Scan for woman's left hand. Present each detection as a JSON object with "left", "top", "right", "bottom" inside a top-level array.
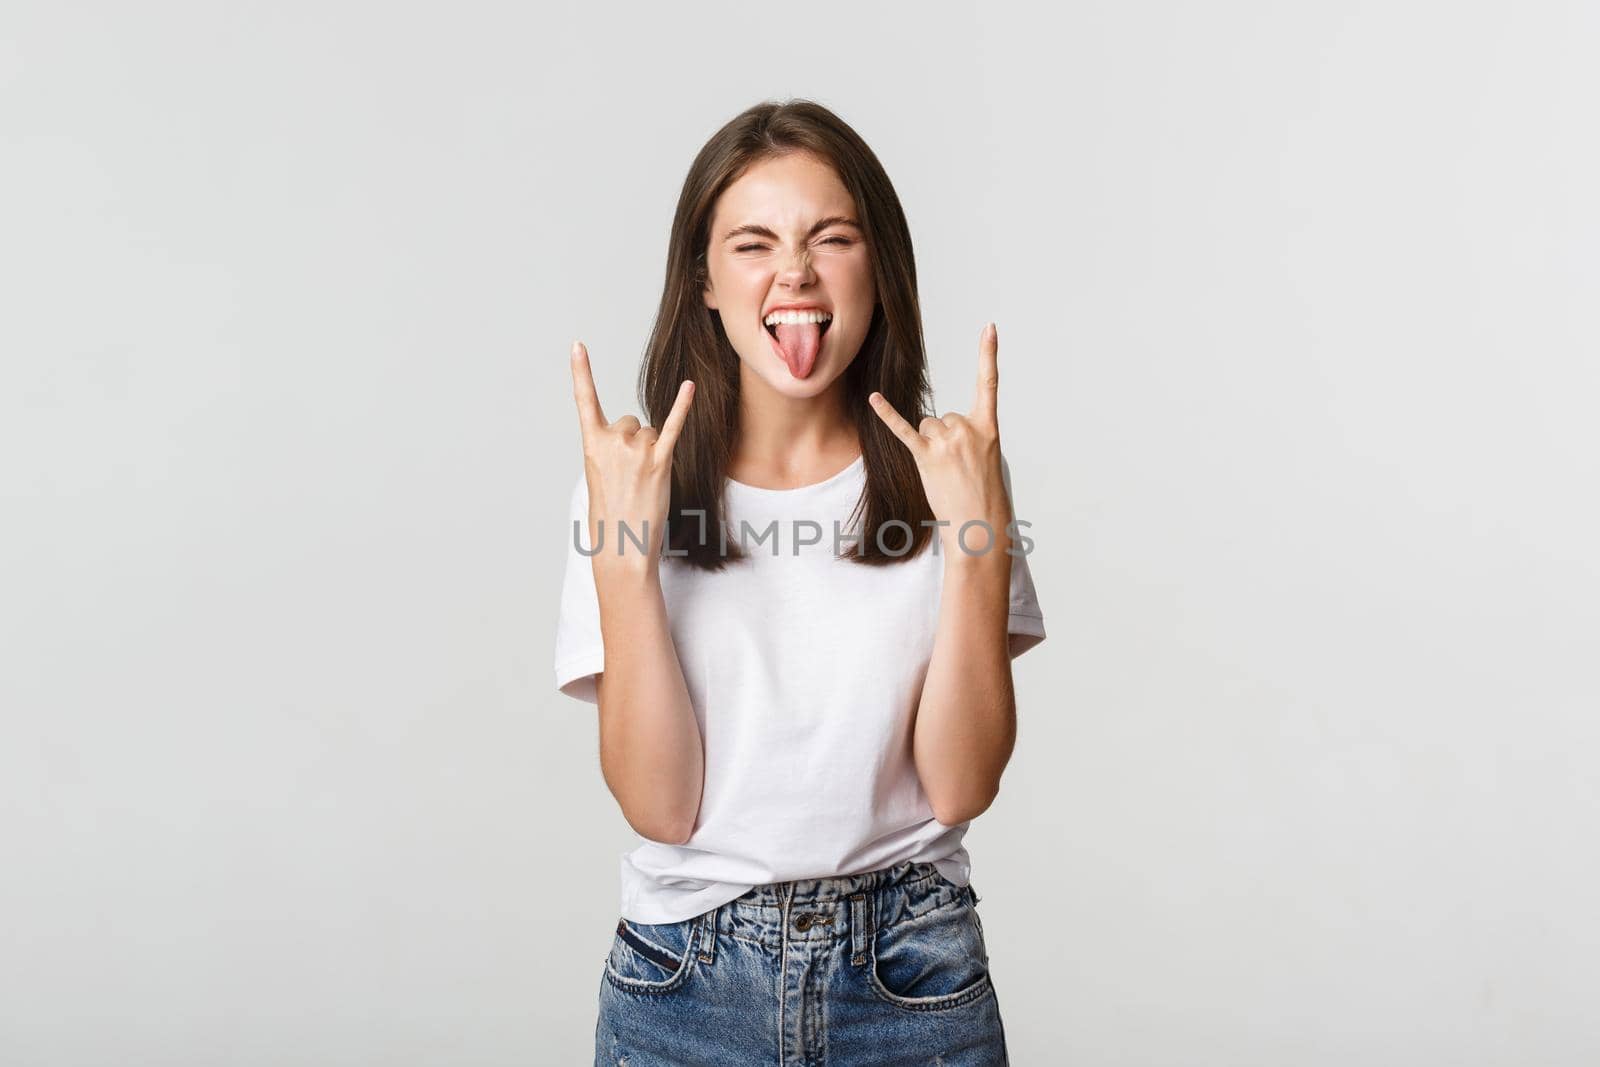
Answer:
[{"left": 868, "top": 322, "right": 1012, "bottom": 563}]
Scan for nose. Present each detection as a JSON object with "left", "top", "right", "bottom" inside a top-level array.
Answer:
[{"left": 775, "top": 247, "right": 816, "bottom": 289}]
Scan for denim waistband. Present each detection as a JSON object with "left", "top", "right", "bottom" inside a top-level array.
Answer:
[
  {"left": 704, "top": 861, "right": 971, "bottom": 956},
  {"left": 732, "top": 859, "right": 946, "bottom": 908}
]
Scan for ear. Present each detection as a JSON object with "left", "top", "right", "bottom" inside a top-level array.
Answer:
[{"left": 699, "top": 251, "right": 717, "bottom": 310}]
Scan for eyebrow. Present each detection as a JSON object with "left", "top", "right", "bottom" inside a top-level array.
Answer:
[{"left": 721, "top": 215, "right": 862, "bottom": 242}]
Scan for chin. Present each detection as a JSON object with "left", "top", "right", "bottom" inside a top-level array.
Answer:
[{"left": 773, "top": 368, "right": 838, "bottom": 395}]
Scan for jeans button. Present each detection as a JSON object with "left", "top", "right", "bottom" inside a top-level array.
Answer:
[{"left": 794, "top": 912, "right": 813, "bottom": 931}]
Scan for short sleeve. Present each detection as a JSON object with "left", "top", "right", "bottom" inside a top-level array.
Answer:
[
  {"left": 554, "top": 471, "right": 605, "bottom": 704},
  {"left": 1000, "top": 453, "right": 1047, "bottom": 660}
]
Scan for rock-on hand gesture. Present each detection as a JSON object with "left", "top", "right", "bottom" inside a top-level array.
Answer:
[{"left": 570, "top": 340, "right": 695, "bottom": 573}]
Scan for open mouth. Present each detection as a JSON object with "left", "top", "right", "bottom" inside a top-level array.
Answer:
[
  {"left": 763, "top": 314, "right": 833, "bottom": 379},
  {"left": 764, "top": 317, "right": 833, "bottom": 342}
]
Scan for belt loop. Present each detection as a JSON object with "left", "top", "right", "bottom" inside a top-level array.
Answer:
[
  {"left": 849, "top": 892, "right": 869, "bottom": 966},
  {"left": 697, "top": 905, "right": 719, "bottom": 964}
]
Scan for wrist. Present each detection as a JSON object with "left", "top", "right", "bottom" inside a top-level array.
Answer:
[
  {"left": 938, "top": 510, "right": 1014, "bottom": 568},
  {"left": 592, "top": 553, "right": 662, "bottom": 590}
]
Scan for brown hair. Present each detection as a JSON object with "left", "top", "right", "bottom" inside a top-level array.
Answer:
[{"left": 638, "top": 98, "right": 937, "bottom": 571}]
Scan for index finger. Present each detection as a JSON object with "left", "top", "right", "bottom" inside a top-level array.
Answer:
[
  {"left": 973, "top": 321, "right": 999, "bottom": 428},
  {"left": 653, "top": 379, "right": 696, "bottom": 459},
  {"left": 867, "top": 391, "right": 927, "bottom": 458},
  {"left": 570, "top": 341, "right": 608, "bottom": 439}
]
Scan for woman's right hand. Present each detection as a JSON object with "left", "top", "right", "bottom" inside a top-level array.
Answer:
[{"left": 569, "top": 340, "right": 695, "bottom": 575}]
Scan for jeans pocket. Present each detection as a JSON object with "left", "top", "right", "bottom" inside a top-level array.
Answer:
[
  {"left": 867, "top": 895, "right": 993, "bottom": 1011},
  {"left": 603, "top": 914, "right": 702, "bottom": 995}
]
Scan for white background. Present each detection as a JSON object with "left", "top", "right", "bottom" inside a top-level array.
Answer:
[{"left": 3, "top": 2, "right": 1596, "bottom": 1063}]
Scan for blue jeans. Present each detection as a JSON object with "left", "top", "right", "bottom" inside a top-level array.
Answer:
[{"left": 594, "top": 860, "right": 1009, "bottom": 1065}]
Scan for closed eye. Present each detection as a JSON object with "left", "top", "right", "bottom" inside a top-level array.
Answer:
[{"left": 735, "top": 236, "right": 853, "bottom": 253}]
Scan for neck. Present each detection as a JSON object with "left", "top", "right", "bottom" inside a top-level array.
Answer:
[{"left": 730, "top": 363, "right": 861, "bottom": 487}]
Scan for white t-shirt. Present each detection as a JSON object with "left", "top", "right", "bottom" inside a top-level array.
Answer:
[{"left": 553, "top": 450, "right": 1046, "bottom": 923}]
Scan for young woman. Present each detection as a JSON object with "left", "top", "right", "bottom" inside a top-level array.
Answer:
[{"left": 555, "top": 99, "right": 1046, "bottom": 1065}]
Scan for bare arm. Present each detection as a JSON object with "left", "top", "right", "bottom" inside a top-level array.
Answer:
[
  {"left": 570, "top": 339, "right": 703, "bottom": 845},
  {"left": 868, "top": 322, "right": 1018, "bottom": 825},
  {"left": 912, "top": 517, "right": 1017, "bottom": 826},
  {"left": 592, "top": 558, "right": 703, "bottom": 845}
]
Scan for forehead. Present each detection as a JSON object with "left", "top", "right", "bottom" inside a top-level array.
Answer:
[{"left": 711, "top": 152, "right": 856, "bottom": 229}]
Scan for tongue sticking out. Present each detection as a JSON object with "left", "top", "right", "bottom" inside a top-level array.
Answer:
[{"left": 772, "top": 322, "right": 822, "bottom": 379}]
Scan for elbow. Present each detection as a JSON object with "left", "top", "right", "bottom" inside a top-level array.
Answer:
[
  {"left": 931, "top": 783, "right": 1000, "bottom": 828},
  {"left": 922, "top": 763, "right": 1001, "bottom": 827},
  {"left": 932, "top": 804, "right": 980, "bottom": 828},
  {"left": 932, "top": 795, "right": 992, "bottom": 828},
  {"left": 604, "top": 768, "right": 700, "bottom": 845},
  {"left": 630, "top": 812, "right": 695, "bottom": 846},
  {"left": 636, "top": 825, "right": 694, "bottom": 844}
]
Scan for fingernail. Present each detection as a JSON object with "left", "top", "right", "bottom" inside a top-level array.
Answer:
[
  {"left": 571, "top": 340, "right": 582, "bottom": 357},
  {"left": 985, "top": 322, "right": 996, "bottom": 339}
]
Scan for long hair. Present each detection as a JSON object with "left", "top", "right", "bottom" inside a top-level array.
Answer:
[{"left": 639, "top": 98, "right": 937, "bottom": 571}]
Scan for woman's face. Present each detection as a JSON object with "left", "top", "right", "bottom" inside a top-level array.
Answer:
[{"left": 702, "top": 151, "right": 876, "bottom": 397}]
